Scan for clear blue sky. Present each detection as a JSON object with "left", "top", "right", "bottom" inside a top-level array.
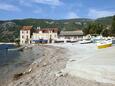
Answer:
[{"left": 0, "top": 0, "right": 115, "bottom": 20}]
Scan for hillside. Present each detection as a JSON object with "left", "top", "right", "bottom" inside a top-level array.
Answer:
[
  {"left": 0, "top": 22, "right": 19, "bottom": 42},
  {"left": 95, "top": 16, "right": 113, "bottom": 25},
  {"left": 0, "top": 16, "right": 113, "bottom": 42},
  {"left": 11, "top": 18, "right": 92, "bottom": 30}
]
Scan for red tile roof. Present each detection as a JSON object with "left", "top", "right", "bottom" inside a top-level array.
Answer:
[
  {"left": 35, "top": 28, "right": 59, "bottom": 33},
  {"left": 20, "top": 26, "right": 32, "bottom": 30}
]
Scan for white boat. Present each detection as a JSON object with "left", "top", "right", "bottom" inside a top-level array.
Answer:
[
  {"left": 0, "top": 42, "right": 16, "bottom": 45},
  {"left": 54, "top": 38, "right": 65, "bottom": 43},
  {"left": 66, "top": 38, "right": 77, "bottom": 43},
  {"left": 79, "top": 39, "right": 92, "bottom": 44},
  {"left": 8, "top": 46, "right": 25, "bottom": 51},
  {"left": 97, "top": 39, "right": 112, "bottom": 49}
]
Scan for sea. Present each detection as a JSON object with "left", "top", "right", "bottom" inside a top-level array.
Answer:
[{"left": 0, "top": 44, "right": 43, "bottom": 85}]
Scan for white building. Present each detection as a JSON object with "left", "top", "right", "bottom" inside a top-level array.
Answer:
[
  {"left": 19, "top": 26, "right": 84, "bottom": 44},
  {"left": 32, "top": 28, "right": 59, "bottom": 43},
  {"left": 20, "top": 26, "right": 32, "bottom": 45}
]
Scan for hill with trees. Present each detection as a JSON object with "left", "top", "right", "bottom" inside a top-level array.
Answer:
[{"left": 83, "top": 16, "right": 115, "bottom": 37}]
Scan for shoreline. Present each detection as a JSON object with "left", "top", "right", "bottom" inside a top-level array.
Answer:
[
  {"left": 8, "top": 44, "right": 115, "bottom": 86},
  {"left": 8, "top": 45, "right": 68, "bottom": 86},
  {"left": 0, "top": 43, "right": 16, "bottom": 45},
  {"left": 0, "top": 45, "right": 45, "bottom": 86}
]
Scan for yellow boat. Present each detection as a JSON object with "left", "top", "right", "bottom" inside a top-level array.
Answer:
[{"left": 97, "top": 39, "right": 112, "bottom": 49}]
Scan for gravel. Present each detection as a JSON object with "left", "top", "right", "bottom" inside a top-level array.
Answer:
[{"left": 8, "top": 45, "right": 114, "bottom": 86}]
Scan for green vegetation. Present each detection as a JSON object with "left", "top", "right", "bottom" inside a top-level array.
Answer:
[
  {"left": 83, "top": 22, "right": 111, "bottom": 37},
  {"left": 83, "top": 22, "right": 104, "bottom": 35},
  {"left": 111, "top": 15, "right": 115, "bottom": 36},
  {"left": 83, "top": 15, "right": 115, "bottom": 37},
  {"left": 11, "top": 18, "right": 92, "bottom": 30},
  {"left": 0, "top": 22, "right": 20, "bottom": 42}
]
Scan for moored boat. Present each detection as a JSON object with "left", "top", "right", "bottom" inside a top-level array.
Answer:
[
  {"left": 8, "top": 46, "right": 25, "bottom": 51},
  {"left": 79, "top": 39, "right": 92, "bottom": 44},
  {"left": 97, "top": 39, "right": 112, "bottom": 49},
  {"left": 112, "top": 38, "right": 115, "bottom": 44}
]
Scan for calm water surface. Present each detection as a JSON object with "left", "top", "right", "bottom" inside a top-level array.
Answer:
[{"left": 0, "top": 44, "right": 43, "bottom": 85}]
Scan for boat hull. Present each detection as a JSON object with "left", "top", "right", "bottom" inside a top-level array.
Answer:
[
  {"left": 97, "top": 43, "right": 112, "bottom": 49},
  {"left": 79, "top": 40, "right": 92, "bottom": 44},
  {"left": 8, "top": 46, "right": 25, "bottom": 51}
]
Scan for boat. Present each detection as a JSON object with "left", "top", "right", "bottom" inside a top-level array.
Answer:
[
  {"left": 112, "top": 38, "right": 115, "bottom": 44},
  {"left": 8, "top": 46, "right": 25, "bottom": 51},
  {"left": 97, "top": 39, "right": 112, "bottom": 49},
  {"left": 67, "top": 38, "right": 78, "bottom": 43},
  {"left": 54, "top": 38, "right": 65, "bottom": 43},
  {"left": 79, "top": 39, "right": 92, "bottom": 44}
]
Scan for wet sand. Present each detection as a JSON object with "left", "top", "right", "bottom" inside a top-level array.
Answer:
[{"left": 8, "top": 44, "right": 114, "bottom": 86}]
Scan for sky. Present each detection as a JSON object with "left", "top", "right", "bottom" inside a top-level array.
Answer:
[{"left": 0, "top": 0, "right": 115, "bottom": 20}]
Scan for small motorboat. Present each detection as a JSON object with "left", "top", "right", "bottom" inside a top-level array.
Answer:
[
  {"left": 79, "top": 39, "right": 92, "bottom": 44},
  {"left": 8, "top": 46, "right": 25, "bottom": 51},
  {"left": 54, "top": 38, "right": 65, "bottom": 43},
  {"left": 97, "top": 39, "right": 112, "bottom": 49},
  {"left": 66, "top": 38, "right": 78, "bottom": 43}
]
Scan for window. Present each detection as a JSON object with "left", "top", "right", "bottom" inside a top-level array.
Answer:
[
  {"left": 22, "top": 35, "right": 24, "bottom": 39},
  {"left": 27, "top": 36, "right": 29, "bottom": 39},
  {"left": 52, "top": 30, "right": 55, "bottom": 33}
]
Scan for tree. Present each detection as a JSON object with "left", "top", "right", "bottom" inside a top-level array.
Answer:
[
  {"left": 83, "top": 22, "right": 104, "bottom": 35},
  {"left": 111, "top": 15, "right": 115, "bottom": 35},
  {"left": 102, "top": 29, "right": 110, "bottom": 37},
  {"left": 83, "top": 28, "right": 90, "bottom": 35}
]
